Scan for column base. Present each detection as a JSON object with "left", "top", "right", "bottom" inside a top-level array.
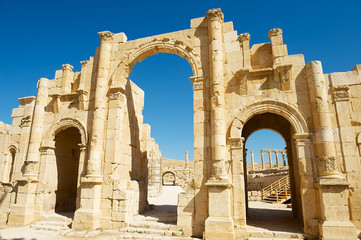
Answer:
[
  {"left": 319, "top": 220, "right": 358, "bottom": 240},
  {"left": 7, "top": 204, "right": 35, "bottom": 226},
  {"left": 72, "top": 209, "right": 101, "bottom": 230},
  {"left": 204, "top": 216, "right": 235, "bottom": 240}
]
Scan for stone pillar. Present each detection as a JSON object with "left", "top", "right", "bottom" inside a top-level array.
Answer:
[
  {"left": 185, "top": 151, "right": 188, "bottom": 167},
  {"left": 229, "top": 139, "right": 247, "bottom": 235},
  {"left": 61, "top": 64, "right": 74, "bottom": 94},
  {"left": 261, "top": 150, "right": 265, "bottom": 169},
  {"left": 237, "top": 33, "right": 251, "bottom": 69},
  {"left": 8, "top": 78, "right": 49, "bottom": 225},
  {"left": 268, "top": 150, "right": 272, "bottom": 168},
  {"left": 73, "top": 31, "right": 113, "bottom": 230},
  {"left": 282, "top": 150, "right": 287, "bottom": 166},
  {"left": 204, "top": 8, "right": 234, "bottom": 240},
  {"left": 275, "top": 151, "right": 280, "bottom": 167},
  {"left": 250, "top": 151, "right": 255, "bottom": 171},
  {"left": 306, "top": 61, "right": 357, "bottom": 239}
]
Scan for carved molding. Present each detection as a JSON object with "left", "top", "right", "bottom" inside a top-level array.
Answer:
[{"left": 109, "top": 91, "right": 125, "bottom": 101}]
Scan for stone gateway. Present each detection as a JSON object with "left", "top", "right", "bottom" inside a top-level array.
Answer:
[{"left": 0, "top": 8, "right": 360, "bottom": 240}]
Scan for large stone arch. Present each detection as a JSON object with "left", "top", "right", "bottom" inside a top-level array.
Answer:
[
  {"left": 42, "top": 118, "right": 88, "bottom": 147},
  {"left": 110, "top": 38, "right": 203, "bottom": 86}
]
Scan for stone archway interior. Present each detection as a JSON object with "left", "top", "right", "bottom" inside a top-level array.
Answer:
[
  {"left": 242, "top": 112, "right": 303, "bottom": 224},
  {"left": 54, "top": 127, "right": 81, "bottom": 213}
]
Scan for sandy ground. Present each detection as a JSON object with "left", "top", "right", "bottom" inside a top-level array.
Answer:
[
  {"left": 0, "top": 186, "right": 185, "bottom": 240},
  {"left": 247, "top": 201, "right": 303, "bottom": 234},
  {"left": 0, "top": 188, "right": 303, "bottom": 239}
]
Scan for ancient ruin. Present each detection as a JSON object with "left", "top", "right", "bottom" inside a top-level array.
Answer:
[{"left": 0, "top": 8, "right": 360, "bottom": 240}]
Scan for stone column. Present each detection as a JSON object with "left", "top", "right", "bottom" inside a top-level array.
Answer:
[
  {"left": 275, "top": 151, "right": 280, "bottom": 167},
  {"left": 8, "top": 78, "right": 49, "bottom": 226},
  {"left": 73, "top": 31, "right": 113, "bottom": 230},
  {"left": 185, "top": 151, "right": 188, "bottom": 168},
  {"left": 23, "top": 78, "right": 49, "bottom": 180},
  {"left": 282, "top": 150, "right": 287, "bottom": 166},
  {"left": 261, "top": 150, "right": 265, "bottom": 169},
  {"left": 204, "top": 8, "right": 234, "bottom": 240},
  {"left": 268, "top": 150, "right": 272, "bottom": 168},
  {"left": 306, "top": 61, "right": 357, "bottom": 239},
  {"left": 250, "top": 151, "right": 255, "bottom": 171}
]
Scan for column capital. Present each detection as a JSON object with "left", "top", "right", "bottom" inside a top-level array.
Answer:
[
  {"left": 268, "top": 28, "right": 283, "bottom": 37},
  {"left": 80, "top": 60, "right": 88, "bottom": 67},
  {"left": 62, "top": 64, "right": 74, "bottom": 71},
  {"left": 98, "top": 31, "right": 114, "bottom": 43},
  {"left": 237, "top": 33, "right": 250, "bottom": 42},
  {"left": 206, "top": 8, "right": 224, "bottom": 22}
]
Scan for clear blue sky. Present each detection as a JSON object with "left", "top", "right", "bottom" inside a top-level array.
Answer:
[{"left": 0, "top": 0, "right": 360, "bottom": 161}]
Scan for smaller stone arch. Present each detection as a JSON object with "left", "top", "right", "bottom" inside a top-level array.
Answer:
[
  {"left": 42, "top": 118, "right": 88, "bottom": 147},
  {"left": 162, "top": 171, "right": 176, "bottom": 186},
  {"left": 229, "top": 100, "right": 309, "bottom": 137}
]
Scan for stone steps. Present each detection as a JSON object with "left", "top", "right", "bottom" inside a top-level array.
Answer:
[
  {"left": 244, "top": 231, "right": 305, "bottom": 239},
  {"left": 30, "top": 212, "right": 72, "bottom": 232}
]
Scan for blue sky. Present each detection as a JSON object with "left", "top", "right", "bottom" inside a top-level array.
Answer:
[{"left": 0, "top": 0, "right": 360, "bottom": 161}]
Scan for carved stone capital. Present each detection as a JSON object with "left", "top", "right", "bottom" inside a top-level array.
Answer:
[
  {"left": 206, "top": 8, "right": 224, "bottom": 22},
  {"left": 98, "top": 31, "right": 114, "bottom": 43},
  {"left": 109, "top": 91, "right": 125, "bottom": 101},
  {"left": 268, "top": 28, "right": 283, "bottom": 37},
  {"left": 80, "top": 60, "right": 88, "bottom": 67},
  {"left": 62, "top": 64, "right": 74, "bottom": 71},
  {"left": 237, "top": 33, "right": 250, "bottom": 42},
  {"left": 193, "top": 82, "right": 204, "bottom": 91},
  {"left": 318, "top": 156, "right": 337, "bottom": 174}
]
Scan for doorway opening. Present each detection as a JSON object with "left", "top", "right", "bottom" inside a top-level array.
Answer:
[
  {"left": 128, "top": 52, "right": 193, "bottom": 225},
  {"left": 162, "top": 172, "right": 176, "bottom": 186},
  {"left": 242, "top": 113, "right": 303, "bottom": 234},
  {"left": 54, "top": 127, "right": 81, "bottom": 216}
]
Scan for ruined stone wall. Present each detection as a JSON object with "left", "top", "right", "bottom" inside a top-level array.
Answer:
[{"left": 161, "top": 158, "right": 194, "bottom": 189}]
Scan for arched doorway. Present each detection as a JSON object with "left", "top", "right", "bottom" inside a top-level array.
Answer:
[
  {"left": 242, "top": 113, "right": 303, "bottom": 232},
  {"left": 162, "top": 172, "right": 176, "bottom": 186},
  {"left": 54, "top": 127, "right": 81, "bottom": 214}
]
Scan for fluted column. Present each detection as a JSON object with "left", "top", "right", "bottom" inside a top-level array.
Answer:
[
  {"left": 86, "top": 31, "right": 114, "bottom": 180},
  {"left": 204, "top": 8, "right": 235, "bottom": 240},
  {"left": 23, "top": 78, "right": 49, "bottom": 180},
  {"left": 261, "top": 150, "right": 265, "bottom": 169}
]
